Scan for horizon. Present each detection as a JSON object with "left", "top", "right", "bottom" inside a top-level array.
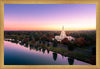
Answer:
[
  {"left": 4, "top": 4, "right": 96, "bottom": 31},
  {"left": 4, "top": 29, "right": 96, "bottom": 31}
]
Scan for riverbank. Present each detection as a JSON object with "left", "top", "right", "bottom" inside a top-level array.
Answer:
[{"left": 36, "top": 43, "right": 92, "bottom": 64}]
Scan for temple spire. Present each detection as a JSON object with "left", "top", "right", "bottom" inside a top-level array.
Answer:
[
  {"left": 62, "top": 26, "right": 64, "bottom": 31},
  {"left": 60, "top": 26, "right": 66, "bottom": 37}
]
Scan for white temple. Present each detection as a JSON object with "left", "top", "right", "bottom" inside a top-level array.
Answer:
[{"left": 54, "top": 26, "right": 75, "bottom": 42}]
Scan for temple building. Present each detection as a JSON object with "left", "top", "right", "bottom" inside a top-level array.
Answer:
[{"left": 53, "top": 26, "right": 75, "bottom": 42}]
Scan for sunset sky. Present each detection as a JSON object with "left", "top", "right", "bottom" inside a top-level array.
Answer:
[{"left": 4, "top": 4, "right": 96, "bottom": 31}]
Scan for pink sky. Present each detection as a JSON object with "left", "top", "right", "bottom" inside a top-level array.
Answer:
[{"left": 4, "top": 4, "right": 96, "bottom": 31}]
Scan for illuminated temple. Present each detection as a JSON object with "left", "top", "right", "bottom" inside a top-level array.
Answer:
[{"left": 54, "top": 26, "right": 75, "bottom": 42}]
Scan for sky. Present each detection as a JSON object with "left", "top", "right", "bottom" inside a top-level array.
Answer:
[{"left": 4, "top": 4, "right": 96, "bottom": 31}]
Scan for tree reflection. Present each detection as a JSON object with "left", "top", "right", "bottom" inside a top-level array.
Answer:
[
  {"left": 19, "top": 42, "right": 24, "bottom": 46},
  {"left": 53, "top": 53, "right": 57, "bottom": 61},
  {"left": 42, "top": 49, "right": 46, "bottom": 54},
  {"left": 47, "top": 50, "right": 49, "bottom": 54},
  {"left": 30, "top": 44, "right": 34, "bottom": 50},
  {"left": 10, "top": 40, "right": 18, "bottom": 44},
  {"left": 35, "top": 46, "right": 38, "bottom": 51},
  {"left": 24, "top": 43, "right": 28, "bottom": 48},
  {"left": 61, "top": 54, "right": 64, "bottom": 59},
  {"left": 68, "top": 57, "right": 74, "bottom": 65},
  {"left": 38, "top": 48, "right": 41, "bottom": 52}
]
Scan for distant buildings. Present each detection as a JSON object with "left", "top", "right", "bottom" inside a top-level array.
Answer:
[{"left": 53, "top": 26, "right": 75, "bottom": 42}]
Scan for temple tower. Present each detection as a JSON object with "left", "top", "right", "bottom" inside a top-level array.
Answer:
[{"left": 60, "top": 26, "right": 66, "bottom": 38}]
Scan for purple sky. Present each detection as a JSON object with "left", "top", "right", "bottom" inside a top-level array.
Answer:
[{"left": 4, "top": 4, "right": 96, "bottom": 31}]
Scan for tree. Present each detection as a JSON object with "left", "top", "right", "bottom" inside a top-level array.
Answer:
[
  {"left": 22, "top": 38, "right": 29, "bottom": 43},
  {"left": 29, "top": 35, "right": 33, "bottom": 41},
  {"left": 11, "top": 35, "right": 18, "bottom": 41},
  {"left": 92, "top": 47, "right": 96, "bottom": 55},
  {"left": 47, "top": 42, "right": 50, "bottom": 46},
  {"left": 49, "top": 33, "right": 54, "bottom": 38},
  {"left": 39, "top": 40, "right": 41, "bottom": 44},
  {"left": 30, "top": 40, "right": 36, "bottom": 45},
  {"left": 61, "top": 38, "right": 70, "bottom": 45},
  {"left": 89, "top": 55, "right": 96, "bottom": 65},
  {"left": 41, "top": 34, "right": 48, "bottom": 41},
  {"left": 61, "top": 38, "right": 75, "bottom": 51},
  {"left": 35, "top": 37, "right": 40, "bottom": 41},
  {"left": 18, "top": 35, "right": 24, "bottom": 41},
  {"left": 53, "top": 39, "right": 58, "bottom": 47},
  {"left": 74, "top": 37, "right": 86, "bottom": 47},
  {"left": 42, "top": 49, "right": 46, "bottom": 54}
]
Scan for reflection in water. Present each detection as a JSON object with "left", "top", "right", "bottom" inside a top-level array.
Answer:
[
  {"left": 19, "top": 42, "right": 24, "bottom": 46},
  {"left": 62, "top": 55, "right": 64, "bottom": 59},
  {"left": 35, "top": 46, "right": 38, "bottom": 51},
  {"left": 47, "top": 50, "right": 49, "bottom": 54},
  {"left": 38, "top": 48, "right": 41, "bottom": 52},
  {"left": 25, "top": 43, "right": 28, "bottom": 48},
  {"left": 4, "top": 40, "right": 91, "bottom": 65},
  {"left": 30, "top": 44, "right": 34, "bottom": 50},
  {"left": 53, "top": 53, "right": 57, "bottom": 61},
  {"left": 10, "top": 40, "right": 18, "bottom": 44},
  {"left": 42, "top": 49, "right": 46, "bottom": 54},
  {"left": 22, "top": 42, "right": 75, "bottom": 65},
  {"left": 68, "top": 57, "right": 74, "bottom": 65}
]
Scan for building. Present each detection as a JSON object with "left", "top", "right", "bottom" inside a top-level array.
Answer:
[{"left": 53, "top": 26, "right": 75, "bottom": 42}]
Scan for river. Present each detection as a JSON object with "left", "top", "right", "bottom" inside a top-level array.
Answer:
[{"left": 4, "top": 41, "right": 90, "bottom": 65}]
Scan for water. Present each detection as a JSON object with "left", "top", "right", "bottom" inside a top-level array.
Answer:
[{"left": 4, "top": 41, "right": 91, "bottom": 65}]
